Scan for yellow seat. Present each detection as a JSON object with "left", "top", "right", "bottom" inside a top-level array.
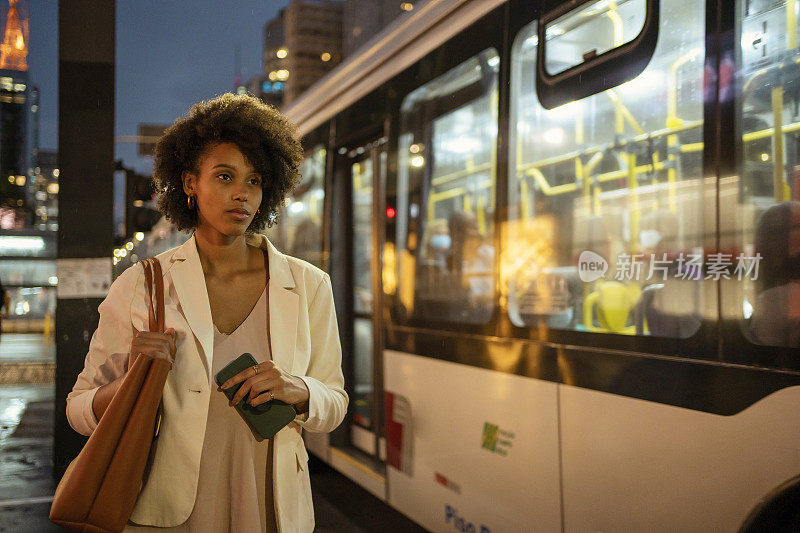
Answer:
[{"left": 583, "top": 281, "right": 641, "bottom": 334}]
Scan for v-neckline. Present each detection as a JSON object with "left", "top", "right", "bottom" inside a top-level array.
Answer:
[
  {"left": 213, "top": 283, "right": 267, "bottom": 337},
  {"left": 212, "top": 248, "right": 270, "bottom": 337}
]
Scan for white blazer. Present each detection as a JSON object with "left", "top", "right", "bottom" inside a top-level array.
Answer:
[{"left": 65, "top": 232, "right": 348, "bottom": 532}]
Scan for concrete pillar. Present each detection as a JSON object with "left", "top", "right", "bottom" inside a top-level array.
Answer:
[{"left": 54, "top": 0, "right": 115, "bottom": 478}]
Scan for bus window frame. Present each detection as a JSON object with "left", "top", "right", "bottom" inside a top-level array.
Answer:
[{"left": 536, "top": 0, "right": 660, "bottom": 109}]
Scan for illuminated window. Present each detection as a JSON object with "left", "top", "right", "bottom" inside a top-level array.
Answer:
[
  {"left": 283, "top": 146, "right": 326, "bottom": 269},
  {"left": 397, "top": 49, "right": 499, "bottom": 325},
  {"left": 734, "top": 0, "right": 800, "bottom": 350},
  {"left": 506, "top": 1, "right": 706, "bottom": 337}
]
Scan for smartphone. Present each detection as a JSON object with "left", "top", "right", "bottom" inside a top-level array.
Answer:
[{"left": 214, "top": 352, "right": 297, "bottom": 439}]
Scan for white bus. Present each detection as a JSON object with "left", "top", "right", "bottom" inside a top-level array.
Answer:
[{"left": 273, "top": 0, "right": 800, "bottom": 530}]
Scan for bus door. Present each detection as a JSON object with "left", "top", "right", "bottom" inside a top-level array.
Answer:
[{"left": 333, "top": 136, "right": 388, "bottom": 472}]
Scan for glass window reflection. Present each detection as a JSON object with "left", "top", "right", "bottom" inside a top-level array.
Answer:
[
  {"left": 283, "top": 145, "right": 326, "bottom": 269},
  {"left": 396, "top": 48, "right": 499, "bottom": 325},
  {"left": 507, "top": 0, "right": 707, "bottom": 337},
  {"left": 736, "top": 0, "right": 800, "bottom": 348}
]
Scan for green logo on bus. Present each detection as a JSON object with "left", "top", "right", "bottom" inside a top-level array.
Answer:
[
  {"left": 481, "top": 423, "right": 499, "bottom": 451},
  {"left": 481, "top": 422, "right": 514, "bottom": 456}
]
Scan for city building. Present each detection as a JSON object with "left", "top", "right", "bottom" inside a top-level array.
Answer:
[
  {"left": 0, "top": 0, "right": 56, "bottom": 332},
  {"left": 0, "top": 0, "right": 29, "bottom": 227},
  {"left": 263, "top": 0, "right": 343, "bottom": 107},
  {"left": 261, "top": 12, "right": 286, "bottom": 107},
  {"left": 32, "top": 149, "right": 57, "bottom": 232}
]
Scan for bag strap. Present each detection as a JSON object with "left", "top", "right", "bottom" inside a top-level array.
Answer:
[
  {"left": 139, "top": 258, "right": 165, "bottom": 333},
  {"left": 150, "top": 258, "right": 165, "bottom": 333}
]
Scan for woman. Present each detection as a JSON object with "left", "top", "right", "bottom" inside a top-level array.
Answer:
[{"left": 65, "top": 93, "right": 348, "bottom": 532}]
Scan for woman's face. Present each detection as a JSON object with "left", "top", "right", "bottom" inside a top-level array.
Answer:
[{"left": 183, "top": 142, "right": 263, "bottom": 238}]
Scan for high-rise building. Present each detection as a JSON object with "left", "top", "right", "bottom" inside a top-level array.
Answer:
[
  {"left": 263, "top": 0, "right": 344, "bottom": 107},
  {"left": 261, "top": 11, "right": 287, "bottom": 108},
  {"left": 32, "top": 149, "right": 57, "bottom": 232},
  {"left": 0, "top": 0, "right": 29, "bottom": 226},
  {"left": 343, "top": 0, "right": 416, "bottom": 57}
]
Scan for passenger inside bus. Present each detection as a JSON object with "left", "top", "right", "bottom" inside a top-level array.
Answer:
[
  {"left": 289, "top": 217, "right": 321, "bottom": 266},
  {"left": 748, "top": 201, "right": 800, "bottom": 348},
  {"left": 634, "top": 209, "right": 702, "bottom": 338},
  {"left": 413, "top": 211, "right": 495, "bottom": 323},
  {"left": 447, "top": 211, "right": 494, "bottom": 299},
  {"left": 420, "top": 219, "right": 450, "bottom": 270}
]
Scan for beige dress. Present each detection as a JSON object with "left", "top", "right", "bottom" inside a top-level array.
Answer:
[{"left": 126, "top": 282, "right": 278, "bottom": 532}]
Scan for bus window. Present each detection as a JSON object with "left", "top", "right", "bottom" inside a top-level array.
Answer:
[
  {"left": 544, "top": 0, "right": 647, "bottom": 76},
  {"left": 282, "top": 145, "right": 326, "bottom": 269},
  {"left": 735, "top": 1, "right": 800, "bottom": 349},
  {"left": 506, "top": 0, "right": 708, "bottom": 337},
  {"left": 396, "top": 48, "right": 499, "bottom": 325},
  {"left": 352, "top": 159, "right": 373, "bottom": 314}
]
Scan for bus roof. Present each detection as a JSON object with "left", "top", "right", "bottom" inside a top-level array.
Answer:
[{"left": 282, "top": 0, "right": 505, "bottom": 137}]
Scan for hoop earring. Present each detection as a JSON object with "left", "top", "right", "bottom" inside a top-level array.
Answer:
[{"left": 187, "top": 195, "right": 196, "bottom": 210}]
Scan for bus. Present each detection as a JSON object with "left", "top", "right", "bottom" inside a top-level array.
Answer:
[{"left": 272, "top": 0, "right": 800, "bottom": 530}]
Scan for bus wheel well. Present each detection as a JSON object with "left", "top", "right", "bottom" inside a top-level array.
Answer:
[{"left": 739, "top": 474, "right": 800, "bottom": 533}]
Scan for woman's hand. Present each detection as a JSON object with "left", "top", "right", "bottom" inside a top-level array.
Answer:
[
  {"left": 94, "top": 328, "right": 176, "bottom": 423},
  {"left": 127, "top": 327, "right": 177, "bottom": 369},
  {"left": 218, "top": 360, "right": 310, "bottom": 410}
]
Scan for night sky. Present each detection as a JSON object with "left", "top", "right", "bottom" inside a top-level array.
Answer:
[{"left": 26, "top": 0, "right": 290, "bottom": 174}]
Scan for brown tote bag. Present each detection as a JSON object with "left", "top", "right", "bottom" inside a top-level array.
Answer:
[{"left": 50, "top": 258, "right": 171, "bottom": 533}]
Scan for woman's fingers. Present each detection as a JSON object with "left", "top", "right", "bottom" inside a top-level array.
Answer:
[
  {"left": 247, "top": 379, "right": 282, "bottom": 405},
  {"left": 130, "top": 329, "right": 177, "bottom": 363},
  {"left": 227, "top": 373, "right": 282, "bottom": 407},
  {"left": 164, "top": 328, "right": 177, "bottom": 355},
  {"left": 218, "top": 361, "right": 276, "bottom": 391},
  {"left": 249, "top": 385, "right": 282, "bottom": 406},
  {"left": 228, "top": 380, "right": 255, "bottom": 406}
]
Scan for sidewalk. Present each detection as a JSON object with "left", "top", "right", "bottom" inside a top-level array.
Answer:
[
  {"left": 0, "top": 334, "right": 425, "bottom": 532},
  {"left": 0, "top": 384, "right": 62, "bottom": 532},
  {"left": 0, "top": 333, "right": 55, "bottom": 386}
]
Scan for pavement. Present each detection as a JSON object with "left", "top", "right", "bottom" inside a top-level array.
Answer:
[
  {"left": 0, "top": 333, "right": 426, "bottom": 532},
  {"left": 0, "top": 334, "right": 55, "bottom": 386}
]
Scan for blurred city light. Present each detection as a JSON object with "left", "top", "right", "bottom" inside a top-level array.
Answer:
[{"left": 0, "top": 236, "right": 45, "bottom": 251}]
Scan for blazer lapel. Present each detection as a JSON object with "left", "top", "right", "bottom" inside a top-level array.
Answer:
[
  {"left": 168, "top": 233, "right": 300, "bottom": 379},
  {"left": 252, "top": 234, "right": 299, "bottom": 374},
  {"left": 169, "top": 234, "right": 215, "bottom": 376}
]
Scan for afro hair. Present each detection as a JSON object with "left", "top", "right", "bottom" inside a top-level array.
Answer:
[{"left": 152, "top": 92, "right": 304, "bottom": 233}]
